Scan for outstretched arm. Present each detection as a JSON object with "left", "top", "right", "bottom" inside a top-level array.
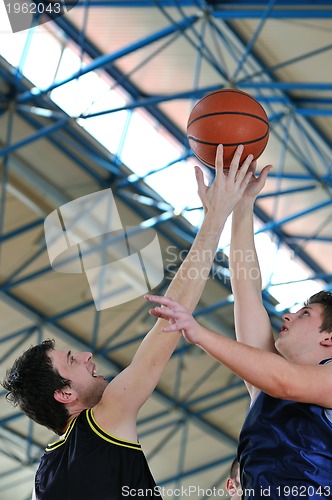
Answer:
[
  {"left": 230, "top": 162, "right": 274, "bottom": 399},
  {"left": 146, "top": 295, "right": 332, "bottom": 409},
  {"left": 97, "top": 145, "right": 253, "bottom": 435}
]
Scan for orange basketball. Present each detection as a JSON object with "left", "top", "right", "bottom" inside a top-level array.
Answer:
[{"left": 187, "top": 88, "right": 269, "bottom": 168}]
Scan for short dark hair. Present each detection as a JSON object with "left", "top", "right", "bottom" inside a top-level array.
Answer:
[
  {"left": 2, "top": 339, "right": 70, "bottom": 435},
  {"left": 307, "top": 291, "right": 332, "bottom": 333}
]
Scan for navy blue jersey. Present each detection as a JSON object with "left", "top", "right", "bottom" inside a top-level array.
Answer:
[
  {"left": 238, "top": 360, "right": 332, "bottom": 499},
  {"left": 35, "top": 408, "right": 162, "bottom": 499}
]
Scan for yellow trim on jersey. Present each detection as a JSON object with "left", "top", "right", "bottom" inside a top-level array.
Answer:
[
  {"left": 45, "top": 416, "right": 77, "bottom": 451},
  {"left": 87, "top": 408, "right": 142, "bottom": 451}
]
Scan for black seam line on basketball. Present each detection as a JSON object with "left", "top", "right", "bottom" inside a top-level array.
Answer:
[
  {"left": 194, "top": 150, "right": 219, "bottom": 168},
  {"left": 196, "top": 90, "right": 264, "bottom": 107},
  {"left": 187, "top": 132, "right": 269, "bottom": 147},
  {"left": 195, "top": 154, "right": 214, "bottom": 168},
  {"left": 188, "top": 112, "right": 268, "bottom": 127},
  {"left": 194, "top": 150, "right": 260, "bottom": 169}
]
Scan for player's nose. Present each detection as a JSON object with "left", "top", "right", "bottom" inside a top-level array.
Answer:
[
  {"left": 282, "top": 312, "right": 294, "bottom": 322},
  {"left": 81, "top": 351, "right": 93, "bottom": 363}
]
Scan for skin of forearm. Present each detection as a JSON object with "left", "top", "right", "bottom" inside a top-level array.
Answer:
[
  {"left": 230, "top": 201, "right": 276, "bottom": 354},
  {"left": 132, "top": 213, "right": 226, "bottom": 376},
  {"left": 164, "top": 212, "right": 226, "bottom": 313},
  {"left": 195, "top": 326, "right": 307, "bottom": 402},
  {"left": 230, "top": 201, "right": 262, "bottom": 297},
  {"left": 146, "top": 295, "right": 332, "bottom": 407}
]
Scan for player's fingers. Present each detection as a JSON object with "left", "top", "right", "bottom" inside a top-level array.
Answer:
[
  {"left": 257, "top": 164, "right": 273, "bottom": 187},
  {"left": 149, "top": 306, "right": 184, "bottom": 325},
  {"left": 227, "top": 145, "right": 244, "bottom": 181},
  {"left": 194, "top": 166, "right": 207, "bottom": 199},
  {"left": 148, "top": 306, "right": 172, "bottom": 319},
  {"left": 145, "top": 294, "right": 170, "bottom": 305},
  {"left": 236, "top": 153, "right": 254, "bottom": 183},
  {"left": 145, "top": 294, "right": 183, "bottom": 311},
  {"left": 214, "top": 144, "right": 224, "bottom": 177},
  {"left": 163, "top": 322, "right": 185, "bottom": 333},
  {"left": 240, "top": 169, "right": 255, "bottom": 191},
  {"left": 249, "top": 159, "right": 258, "bottom": 175}
]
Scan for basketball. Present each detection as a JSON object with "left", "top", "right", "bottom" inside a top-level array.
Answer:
[{"left": 187, "top": 88, "right": 269, "bottom": 168}]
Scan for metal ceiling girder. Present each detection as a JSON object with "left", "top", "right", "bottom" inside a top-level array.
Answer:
[
  {"left": 257, "top": 199, "right": 332, "bottom": 234},
  {"left": 213, "top": 8, "right": 332, "bottom": 19},
  {"left": 64, "top": 0, "right": 332, "bottom": 19},
  {"left": 223, "top": 24, "right": 332, "bottom": 150},
  {"left": 52, "top": 16, "right": 189, "bottom": 146},
  {"left": 81, "top": 81, "right": 332, "bottom": 120},
  {"left": 0, "top": 219, "right": 44, "bottom": 243},
  {"left": 0, "top": 69, "right": 120, "bottom": 185},
  {"left": 254, "top": 204, "right": 328, "bottom": 277},
  {"left": 158, "top": 453, "right": 236, "bottom": 487},
  {"left": 14, "top": 109, "right": 119, "bottom": 182},
  {"left": 17, "top": 14, "right": 200, "bottom": 104},
  {"left": 0, "top": 118, "right": 68, "bottom": 157}
]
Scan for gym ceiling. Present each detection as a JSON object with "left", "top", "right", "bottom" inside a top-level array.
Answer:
[{"left": 0, "top": 1, "right": 331, "bottom": 498}]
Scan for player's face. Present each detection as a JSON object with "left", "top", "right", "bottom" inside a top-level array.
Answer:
[
  {"left": 49, "top": 349, "right": 108, "bottom": 407},
  {"left": 275, "top": 303, "right": 325, "bottom": 361}
]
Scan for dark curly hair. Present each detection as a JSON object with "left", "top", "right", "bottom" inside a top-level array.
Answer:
[
  {"left": 2, "top": 339, "right": 71, "bottom": 435},
  {"left": 306, "top": 291, "right": 332, "bottom": 333}
]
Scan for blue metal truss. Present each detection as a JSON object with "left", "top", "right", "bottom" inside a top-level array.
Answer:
[{"left": 0, "top": 1, "right": 331, "bottom": 497}]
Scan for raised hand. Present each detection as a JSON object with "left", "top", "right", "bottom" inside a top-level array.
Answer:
[
  {"left": 145, "top": 294, "right": 203, "bottom": 345},
  {"left": 241, "top": 160, "right": 272, "bottom": 202},
  {"left": 195, "top": 144, "right": 255, "bottom": 218}
]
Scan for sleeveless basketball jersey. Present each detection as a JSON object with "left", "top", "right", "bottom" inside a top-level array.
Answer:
[
  {"left": 238, "top": 359, "right": 332, "bottom": 499},
  {"left": 35, "top": 408, "right": 161, "bottom": 499}
]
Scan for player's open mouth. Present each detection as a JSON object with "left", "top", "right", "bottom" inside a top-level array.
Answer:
[
  {"left": 280, "top": 325, "right": 288, "bottom": 333},
  {"left": 91, "top": 364, "right": 103, "bottom": 378}
]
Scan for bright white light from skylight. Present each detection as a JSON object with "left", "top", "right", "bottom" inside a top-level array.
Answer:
[{"left": 0, "top": 31, "right": 29, "bottom": 66}]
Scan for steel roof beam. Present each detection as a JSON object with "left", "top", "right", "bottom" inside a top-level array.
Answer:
[
  {"left": 0, "top": 220, "right": 44, "bottom": 243},
  {"left": 64, "top": 0, "right": 332, "bottom": 19},
  {"left": 0, "top": 119, "right": 68, "bottom": 157},
  {"left": 213, "top": 9, "right": 332, "bottom": 19},
  {"left": 61, "top": 0, "right": 332, "bottom": 18},
  {"left": 17, "top": 15, "right": 200, "bottom": 103},
  {"left": 159, "top": 454, "right": 237, "bottom": 487}
]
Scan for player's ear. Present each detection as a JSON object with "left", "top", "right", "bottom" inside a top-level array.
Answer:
[
  {"left": 54, "top": 388, "right": 76, "bottom": 404},
  {"left": 226, "top": 478, "right": 237, "bottom": 495},
  {"left": 320, "top": 334, "right": 332, "bottom": 347}
]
